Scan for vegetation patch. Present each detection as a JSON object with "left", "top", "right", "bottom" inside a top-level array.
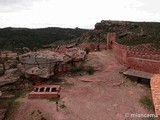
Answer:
[
  {"left": 70, "top": 66, "right": 83, "bottom": 73},
  {"left": 139, "top": 96, "right": 154, "bottom": 110},
  {"left": 86, "top": 67, "right": 95, "bottom": 75},
  {"left": 0, "top": 27, "right": 91, "bottom": 50},
  {"left": 48, "top": 96, "right": 61, "bottom": 102},
  {"left": 1, "top": 91, "right": 26, "bottom": 120},
  {"left": 50, "top": 76, "right": 64, "bottom": 83},
  {"left": 43, "top": 43, "right": 58, "bottom": 48},
  {"left": 62, "top": 82, "right": 75, "bottom": 88}
]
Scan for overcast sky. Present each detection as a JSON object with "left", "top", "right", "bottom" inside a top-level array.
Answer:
[{"left": 0, "top": 0, "right": 159, "bottom": 29}]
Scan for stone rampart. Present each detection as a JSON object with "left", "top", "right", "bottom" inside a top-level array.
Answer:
[{"left": 107, "top": 33, "right": 160, "bottom": 73}]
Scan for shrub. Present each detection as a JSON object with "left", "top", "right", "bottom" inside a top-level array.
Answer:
[
  {"left": 50, "top": 77, "right": 63, "bottom": 83},
  {"left": 139, "top": 96, "right": 153, "bottom": 110},
  {"left": 70, "top": 66, "right": 83, "bottom": 73},
  {"left": 48, "top": 96, "right": 61, "bottom": 102},
  {"left": 84, "top": 48, "right": 90, "bottom": 54},
  {"left": 19, "top": 72, "right": 25, "bottom": 78},
  {"left": 86, "top": 67, "right": 95, "bottom": 75}
]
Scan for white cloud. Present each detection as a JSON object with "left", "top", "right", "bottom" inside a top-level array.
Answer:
[{"left": 0, "top": 0, "right": 160, "bottom": 28}]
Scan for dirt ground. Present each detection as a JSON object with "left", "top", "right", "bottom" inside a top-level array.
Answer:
[{"left": 6, "top": 50, "right": 154, "bottom": 120}]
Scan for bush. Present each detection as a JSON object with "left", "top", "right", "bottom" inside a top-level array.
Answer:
[
  {"left": 50, "top": 76, "right": 63, "bottom": 83},
  {"left": 19, "top": 72, "right": 25, "bottom": 78},
  {"left": 139, "top": 96, "right": 153, "bottom": 110},
  {"left": 84, "top": 48, "right": 90, "bottom": 54},
  {"left": 70, "top": 66, "right": 83, "bottom": 73},
  {"left": 86, "top": 67, "right": 95, "bottom": 75}
]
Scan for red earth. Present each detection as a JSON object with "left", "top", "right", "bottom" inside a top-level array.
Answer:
[{"left": 6, "top": 50, "right": 154, "bottom": 120}]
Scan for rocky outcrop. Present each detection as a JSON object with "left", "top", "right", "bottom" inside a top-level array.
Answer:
[
  {"left": 23, "top": 47, "right": 31, "bottom": 53},
  {"left": 0, "top": 51, "right": 18, "bottom": 60},
  {"left": 0, "top": 51, "right": 19, "bottom": 70},
  {"left": 18, "top": 48, "right": 86, "bottom": 79},
  {"left": 95, "top": 20, "right": 139, "bottom": 32},
  {"left": 0, "top": 51, "right": 20, "bottom": 87},
  {"left": 0, "top": 68, "right": 19, "bottom": 86},
  {"left": 5, "top": 59, "right": 18, "bottom": 70}
]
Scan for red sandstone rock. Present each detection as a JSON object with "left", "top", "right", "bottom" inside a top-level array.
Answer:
[
  {"left": 18, "top": 48, "right": 86, "bottom": 79},
  {"left": 0, "top": 68, "right": 19, "bottom": 86}
]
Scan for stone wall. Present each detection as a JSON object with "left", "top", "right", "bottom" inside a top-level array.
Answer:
[
  {"left": 106, "top": 32, "right": 116, "bottom": 49},
  {"left": 107, "top": 33, "right": 160, "bottom": 74},
  {"left": 112, "top": 41, "right": 128, "bottom": 64},
  {"left": 42, "top": 42, "right": 107, "bottom": 52},
  {"left": 127, "top": 57, "right": 160, "bottom": 74},
  {"left": 77, "top": 42, "right": 107, "bottom": 51},
  {"left": 28, "top": 85, "right": 61, "bottom": 99}
]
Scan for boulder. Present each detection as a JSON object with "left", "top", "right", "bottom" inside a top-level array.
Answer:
[
  {"left": 0, "top": 75, "right": 19, "bottom": 86},
  {"left": 5, "top": 59, "right": 18, "bottom": 70},
  {"left": 25, "top": 67, "right": 54, "bottom": 79},
  {"left": 5, "top": 68, "right": 18, "bottom": 75},
  {"left": 65, "top": 48, "right": 86, "bottom": 61},
  {"left": 0, "top": 51, "right": 18, "bottom": 60},
  {"left": 0, "top": 68, "right": 19, "bottom": 87},
  {"left": 19, "top": 51, "right": 64, "bottom": 65},
  {"left": 18, "top": 48, "right": 86, "bottom": 79}
]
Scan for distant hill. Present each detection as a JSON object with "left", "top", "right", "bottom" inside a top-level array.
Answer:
[
  {"left": 1, "top": 21, "right": 160, "bottom": 51},
  {"left": 0, "top": 27, "right": 91, "bottom": 50},
  {"left": 79, "top": 20, "right": 160, "bottom": 49},
  {"left": 95, "top": 20, "right": 160, "bottom": 48}
]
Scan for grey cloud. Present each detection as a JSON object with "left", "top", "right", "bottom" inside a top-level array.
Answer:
[
  {"left": 0, "top": 0, "right": 31, "bottom": 6},
  {"left": 139, "top": 0, "right": 160, "bottom": 13},
  {"left": 0, "top": 0, "right": 40, "bottom": 13}
]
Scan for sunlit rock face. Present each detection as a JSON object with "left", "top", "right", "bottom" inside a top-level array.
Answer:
[{"left": 18, "top": 48, "right": 86, "bottom": 79}]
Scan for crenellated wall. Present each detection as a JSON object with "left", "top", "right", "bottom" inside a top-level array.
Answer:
[{"left": 107, "top": 33, "right": 160, "bottom": 74}]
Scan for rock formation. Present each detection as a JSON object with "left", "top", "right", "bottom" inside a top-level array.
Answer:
[
  {"left": 0, "top": 51, "right": 20, "bottom": 86},
  {"left": 18, "top": 48, "right": 86, "bottom": 79},
  {"left": 0, "top": 68, "right": 19, "bottom": 86}
]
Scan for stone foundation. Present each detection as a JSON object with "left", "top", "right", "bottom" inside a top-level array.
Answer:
[{"left": 29, "top": 85, "right": 61, "bottom": 99}]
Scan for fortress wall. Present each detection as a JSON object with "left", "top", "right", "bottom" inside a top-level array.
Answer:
[
  {"left": 78, "top": 42, "right": 96, "bottom": 51},
  {"left": 107, "top": 32, "right": 160, "bottom": 73},
  {"left": 49, "top": 42, "right": 107, "bottom": 52},
  {"left": 112, "top": 41, "right": 128, "bottom": 64},
  {"left": 127, "top": 57, "right": 160, "bottom": 74},
  {"left": 127, "top": 50, "right": 160, "bottom": 61},
  {"left": 77, "top": 42, "right": 107, "bottom": 51}
]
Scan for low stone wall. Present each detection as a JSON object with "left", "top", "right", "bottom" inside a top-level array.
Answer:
[
  {"left": 47, "top": 42, "right": 107, "bottom": 52},
  {"left": 77, "top": 42, "right": 107, "bottom": 51},
  {"left": 112, "top": 40, "right": 160, "bottom": 73},
  {"left": 127, "top": 50, "right": 160, "bottom": 61},
  {"left": 29, "top": 85, "right": 61, "bottom": 99},
  {"left": 112, "top": 41, "right": 128, "bottom": 64},
  {"left": 127, "top": 57, "right": 160, "bottom": 74}
]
